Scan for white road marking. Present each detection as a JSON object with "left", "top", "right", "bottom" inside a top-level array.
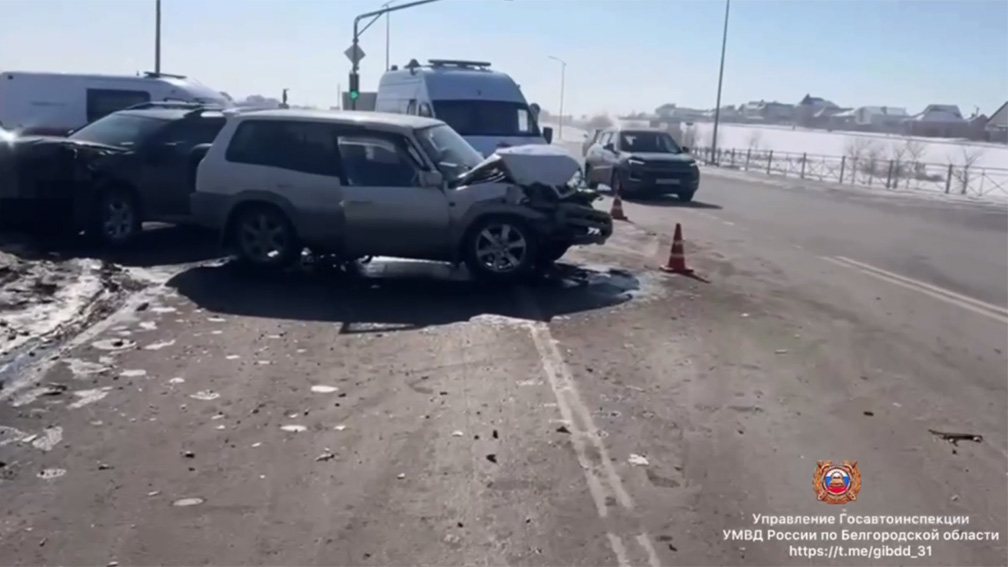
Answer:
[
  {"left": 607, "top": 533, "right": 632, "bottom": 567},
  {"left": 636, "top": 532, "right": 662, "bottom": 567},
  {"left": 515, "top": 288, "right": 660, "bottom": 567},
  {"left": 824, "top": 256, "right": 1008, "bottom": 324}
]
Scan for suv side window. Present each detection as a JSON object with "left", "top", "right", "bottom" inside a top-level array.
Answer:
[
  {"left": 86, "top": 89, "right": 152, "bottom": 122},
  {"left": 152, "top": 117, "right": 226, "bottom": 150},
  {"left": 598, "top": 131, "right": 612, "bottom": 147},
  {"left": 406, "top": 99, "right": 417, "bottom": 115},
  {"left": 418, "top": 102, "right": 433, "bottom": 118},
  {"left": 336, "top": 132, "right": 420, "bottom": 188},
  {"left": 226, "top": 120, "right": 342, "bottom": 178}
]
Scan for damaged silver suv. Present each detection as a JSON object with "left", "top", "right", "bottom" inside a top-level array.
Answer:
[{"left": 191, "top": 109, "right": 613, "bottom": 282}]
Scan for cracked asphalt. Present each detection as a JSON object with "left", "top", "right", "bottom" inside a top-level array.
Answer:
[{"left": 0, "top": 175, "right": 1006, "bottom": 566}]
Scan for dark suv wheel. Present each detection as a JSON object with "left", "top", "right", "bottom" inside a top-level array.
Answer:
[{"left": 95, "top": 187, "right": 141, "bottom": 247}]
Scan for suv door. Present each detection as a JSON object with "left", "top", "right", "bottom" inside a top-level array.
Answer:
[
  {"left": 334, "top": 127, "right": 451, "bottom": 260},
  {"left": 138, "top": 116, "right": 226, "bottom": 217},
  {"left": 586, "top": 131, "right": 612, "bottom": 184}
]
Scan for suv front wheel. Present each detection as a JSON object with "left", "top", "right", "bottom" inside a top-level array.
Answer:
[
  {"left": 463, "top": 216, "right": 539, "bottom": 283},
  {"left": 94, "top": 187, "right": 141, "bottom": 247},
  {"left": 229, "top": 204, "right": 300, "bottom": 270}
]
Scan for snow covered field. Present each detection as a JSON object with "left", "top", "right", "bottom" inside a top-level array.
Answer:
[
  {"left": 628, "top": 120, "right": 1007, "bottom": 169},
  {"left": 549, "top": 119, "right": 1007, "bottom": 169}
]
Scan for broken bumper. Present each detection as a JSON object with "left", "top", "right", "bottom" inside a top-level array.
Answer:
[{"left": 538, "top": 203, "right": 613, "bottom": 245}]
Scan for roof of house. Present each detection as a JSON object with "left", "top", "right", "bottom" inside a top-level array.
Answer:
[
  {"left": 857, "top": 106, "right": 909, "bottom": 116},
  {"left": 911, "top": 104, "right": 965, "bottom": 122},
  {"left": 798, "top": 94, "right": 839, "bottom": 108},
  {"left": 986, "top": 101, "right": 1008, "bottom": 130}
]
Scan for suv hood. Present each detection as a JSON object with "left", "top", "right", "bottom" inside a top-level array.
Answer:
[{"left": 458, "top": 144, "right": 581, "bottom": 188}]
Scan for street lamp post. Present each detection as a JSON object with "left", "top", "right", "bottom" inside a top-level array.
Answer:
[
  {"left": 154, "top": 0, "right": 162, "bottom": 73},
  {"left": 547, "top": 55, "right": 567, "bottom": 141},
  {"left": 383, "top": 0, "right": 396, "bottom": 71},
  {"left": 710, "top": 0, "right": 731, "bottom": 165}
]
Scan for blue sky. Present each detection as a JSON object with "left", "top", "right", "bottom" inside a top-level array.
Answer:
[{"left": 2, "top": 0, "right": 1006, "bottom": 116}]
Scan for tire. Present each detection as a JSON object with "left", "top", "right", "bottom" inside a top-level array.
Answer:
[
  {"left": 462, "top": 216, "right": 539, "bottom": 283},
  {"left": 679, "top": 190, "right": 696, "bottom": 203},
  {"left": 229, "top": 204, "right": 300, "bottom": 270},
  {"left": 584, "top": 164, "right": 598, "bottom": 189},
  {"left": 94, "top": 187, "right": 141, "bottom": 248}
]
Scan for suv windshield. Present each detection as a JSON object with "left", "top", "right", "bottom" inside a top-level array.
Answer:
[
  {"left": 69, "top": 113, "right": 166, "bottom": 148},
  {"left": 431, "top": 100, "right": 542, "bottom": 138},
  {"left": 414, "top": 124, "right": 486, "bottom": 179},
  {"left": 618, "top": 131, "right": 683, "bottom": 154}
]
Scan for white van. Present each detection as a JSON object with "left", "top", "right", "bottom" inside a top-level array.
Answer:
[
  {"left": 0, "top": 71, "right": 232, "bottom": 136},
  {"left": 375, "top": 59, "right": 553, "bottom": 156}
]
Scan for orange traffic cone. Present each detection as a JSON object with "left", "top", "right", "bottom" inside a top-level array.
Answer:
[
  {"left": 610, "top": 193, "right": 629, "bottom": 221},
  {"left": 660, "top": 223, "right": 693, "bottom": 274}
]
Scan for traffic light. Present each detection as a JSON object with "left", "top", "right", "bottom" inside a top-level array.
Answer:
[{"left": 349, "top": 72, "right": 360, "bottom": 100}]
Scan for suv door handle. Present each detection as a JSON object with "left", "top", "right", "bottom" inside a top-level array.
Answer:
[
  {"left": 276, "top": 183, "right": 291, "bottom": 189},
  {"left": 347, "top": 200, "right": 373, "bottom": 205}
]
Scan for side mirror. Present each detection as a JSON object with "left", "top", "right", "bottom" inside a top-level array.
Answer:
[
  {"left": 542, "top": 126, "right": 554, "bottom": 144},
  {"left": 682, "top": 146, "right": 690, "bottom": 154},
  {"left": 603, "top": 143, "right": 615, "bottom": 153},
  {"left": 420, "top": 170, "right": 444, "bottom": 187}
]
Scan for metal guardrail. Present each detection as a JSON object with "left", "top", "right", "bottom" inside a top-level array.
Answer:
[{"left": 695, "top": 146, "right": 1008, "bottom": 198}]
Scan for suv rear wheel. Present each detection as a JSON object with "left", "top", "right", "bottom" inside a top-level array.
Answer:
[
  {"left": 463, "top": 216, "right": 539, "bottom": 283},
  {"left": 230, "top": 205, "right": 300, "bottom": 270}
]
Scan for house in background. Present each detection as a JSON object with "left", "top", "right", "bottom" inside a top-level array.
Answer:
[
  {"left": 740, "top": 100, "right": 795, "bottom": 124},
  {"left": 794, "top": 94, "right": 839, "bottom": 127},
  {"left": 853, "top": 106, "right": 909, "bottom": 131},
  {"left": 905, "top": 104, "right": 968, "bottom": 138},
  {"left": 985, "top": 101, "right": 1008, "bottom": 143}
]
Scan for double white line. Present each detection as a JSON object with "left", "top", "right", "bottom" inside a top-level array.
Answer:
[{"left": 824, "top": 256, "right": 1008, "bottom": 325}]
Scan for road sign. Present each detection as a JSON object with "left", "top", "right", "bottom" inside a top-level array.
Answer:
[{"left": 344, "top": 44, "right": 366, "bottom": 65}]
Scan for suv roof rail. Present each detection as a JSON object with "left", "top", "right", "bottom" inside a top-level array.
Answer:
[
  {"left": 428, "top": 59, "right": 492, "bottom": 70},
  {"left": 121, "top": 101, "right": 232, "bottom": 117},
  {"left": 142, "top": 71, "right": 188, "bottom": 79}
]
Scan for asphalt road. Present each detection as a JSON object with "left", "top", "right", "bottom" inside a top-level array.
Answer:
[{"left": 0, "top": 170, "right": 1006, "bottom": 566}]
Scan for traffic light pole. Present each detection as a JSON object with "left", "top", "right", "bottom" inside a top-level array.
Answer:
[{"left": 350, "top": 0, "right": 445, "bottom": 110}]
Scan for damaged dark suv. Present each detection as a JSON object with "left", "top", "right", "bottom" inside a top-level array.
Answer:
[{"left": 0, "top": 102, "right": 227, "bottom": 245}]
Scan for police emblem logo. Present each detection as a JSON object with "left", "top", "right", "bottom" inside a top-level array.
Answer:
[{"left": 813, "top": 460, "right": 861, "bottom": 505}]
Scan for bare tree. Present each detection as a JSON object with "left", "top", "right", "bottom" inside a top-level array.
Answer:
[
  {"left": 950, "top": 146, "right": 986, "bottom": 195},
  {"left": 900, "top": 138, "right": 928, "bottom": 186}
]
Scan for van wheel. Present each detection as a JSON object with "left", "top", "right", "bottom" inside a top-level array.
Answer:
[
  {"left": 229, "top": 204, "right": 300, "bottom": 270},
  {"left": 463, "top": 216, "right": 539, "bottom": 283},
  {"left": 95, "top": 187, "right": 141, "bottom": 247}
]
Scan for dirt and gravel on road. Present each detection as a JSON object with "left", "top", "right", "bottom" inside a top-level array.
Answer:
[{"left": 0, "top": 208, "right": 1005, "bottom": 567}]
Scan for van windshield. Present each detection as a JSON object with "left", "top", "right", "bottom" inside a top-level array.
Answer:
[
  {"left": 68, "top": 114, "right": 166, "bottom": 148},
  {"left": 431, "top": 100, "right": 542, "bottom": 138}
]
